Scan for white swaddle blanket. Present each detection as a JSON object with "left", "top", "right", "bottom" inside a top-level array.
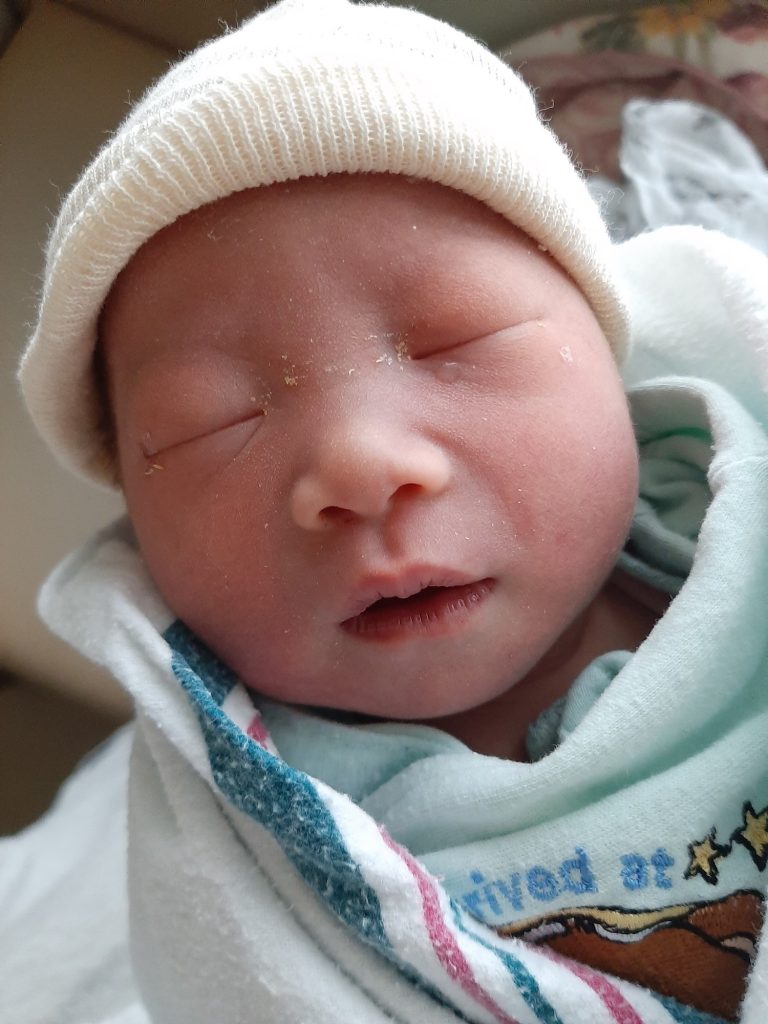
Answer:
[
  {"left": 3, "top": 227, "right": 768, "bottom": 1024},
  {"left": 589, "top": 100, "right": 768, "bottom": 255}
]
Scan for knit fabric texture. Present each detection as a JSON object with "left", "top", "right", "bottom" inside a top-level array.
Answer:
[{"left": 19, "top": 0, "right": 629, "bottom": 487}]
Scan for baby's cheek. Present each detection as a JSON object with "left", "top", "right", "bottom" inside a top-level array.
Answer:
[
  {"left": 565, "top": 429, "right": 638, "bottom": 578},
  {"left": 517, "top": 411, "right": 636, "bottom": 585},
  {"left": 590, "top": 410, "right": 640, "bottom": 521}
]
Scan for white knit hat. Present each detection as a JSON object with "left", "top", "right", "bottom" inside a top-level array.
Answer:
[{"left": 19, "top": 0, "right": 629, "bottom": 488}]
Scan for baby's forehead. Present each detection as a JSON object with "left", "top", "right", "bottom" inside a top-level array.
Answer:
[
  {"left": 101, "top": 174, "right": 552, "bottom": 359},
  {"left": 102, "top": 176, "right": 581, "bottom": 399},
  {"left": 124, "top": 173, "right": 530, "bottom": 269}
]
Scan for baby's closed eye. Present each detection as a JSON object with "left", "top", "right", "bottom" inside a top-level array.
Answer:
[
  {"left": 125, "top": 354, "right": 273, "bottom": 462},
  {"left": 407, "top": 319, "right": 546, "bottom": 360},
  {"left": 138, "top": 404, "right": 268, "bottom": 461}
]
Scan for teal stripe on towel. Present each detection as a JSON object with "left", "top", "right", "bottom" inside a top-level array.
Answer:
[
  {"left": 165, "top": 620, "right": 237, "bottom": 706},
  {"left": 448, "top": 898, "right": 562, "bottom": 1024},
  {"left": 165, "top": 621, "right": 390, "bottom": 948},
  {"left": 653, "top": 994, "right": 727, "bottom": 1024}
]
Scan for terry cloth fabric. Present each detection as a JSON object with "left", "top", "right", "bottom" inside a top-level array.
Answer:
[
  {"left": 4, "top": 226, "right": 767, "bottom": 1024},
  {"left": 0, "top": 727, "right": 144, "bottom": 1024},
  {"left": 19, "top": 0, "right": 628, "bottom": 489}
]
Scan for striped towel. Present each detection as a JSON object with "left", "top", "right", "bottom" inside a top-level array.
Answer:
[{"left": 35, "top": 516, "right": 745, "bottom": 1024}]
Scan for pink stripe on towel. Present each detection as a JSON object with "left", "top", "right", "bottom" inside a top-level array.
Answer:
[
  {"left": 246, "top": 712, "right": 271, "bottom": 749},
  {"left": 538, "top": 945, "right": 645, "bottom": 1024},
  {"left": 380, "top": 828, "right": 522, "bottom": 1024}
]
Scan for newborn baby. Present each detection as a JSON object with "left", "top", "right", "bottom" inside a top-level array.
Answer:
[
  {"left": 14, "top": 1, "right": 768, "bottom": 1022},
  {"left": 99, "top": 171, "right": 652, "bottom": 763}
]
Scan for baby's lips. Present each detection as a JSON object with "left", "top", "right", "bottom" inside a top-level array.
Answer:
[
  {"left": 339, "top": 565, "right": 488, "bottom": 622},
  {"left": 340, "top": 578, "right": 497, "bottom": 642}
]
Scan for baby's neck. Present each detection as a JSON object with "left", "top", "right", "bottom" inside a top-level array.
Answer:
[{"left": 419, "top": 570, "right": 668, "bottom": 761}]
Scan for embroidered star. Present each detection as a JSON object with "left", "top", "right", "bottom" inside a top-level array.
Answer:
[
  {"left": 684, "top": 829, "right": 730, "bottom": 885},
  {"left": 732, "top": 802, "right": 768, "bottom": 872}
]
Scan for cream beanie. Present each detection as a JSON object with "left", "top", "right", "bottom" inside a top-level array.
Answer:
[{"left": 19, "top": 0, "right": 629, "bottom": 488}]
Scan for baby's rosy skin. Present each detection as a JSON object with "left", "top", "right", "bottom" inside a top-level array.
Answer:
[{"left": 100, "top": 173, "right": 640, "bottom": 753}]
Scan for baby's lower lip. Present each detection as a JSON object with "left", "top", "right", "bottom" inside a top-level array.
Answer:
[{"left": 340, "top": 579, "right": 495, "bottom": 643}]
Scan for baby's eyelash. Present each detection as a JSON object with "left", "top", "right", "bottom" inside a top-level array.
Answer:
[{"left": 137, "top": 409, "right": 266, "bottom": 460}]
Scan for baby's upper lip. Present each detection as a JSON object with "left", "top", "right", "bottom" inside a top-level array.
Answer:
[{"left": 340, "top": 566, "right": 484, "bottom": 622}]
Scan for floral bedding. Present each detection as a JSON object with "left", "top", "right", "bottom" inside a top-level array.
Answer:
[{"left": 500, "top": 1, "right": 768, "bottom": 179}]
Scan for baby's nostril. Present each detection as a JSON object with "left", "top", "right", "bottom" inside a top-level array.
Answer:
[
  {"left": 320, "top": 506, "right": 357, "bottom": 526},
  {"left": 394, "top": 482, "right": 424, "bottom": 500}
]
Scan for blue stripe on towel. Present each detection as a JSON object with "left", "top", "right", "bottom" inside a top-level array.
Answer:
[
  {"left": 164, "top": 621, "right": 390, "bottom": 948},
  {"left": 165, "top": 621, "right": 237, "bottom": 706},
  {"left": 652, "top": 994, "right": 727, "bottom": 1024}
]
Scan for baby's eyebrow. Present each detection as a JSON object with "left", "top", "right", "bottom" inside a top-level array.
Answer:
[{"left": 128, "top": 337, "right": 259, "bottom": 377}]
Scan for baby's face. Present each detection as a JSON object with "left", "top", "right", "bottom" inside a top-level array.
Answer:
[{"left": 101, "top": 173, "right": 638, "bottom": 720}]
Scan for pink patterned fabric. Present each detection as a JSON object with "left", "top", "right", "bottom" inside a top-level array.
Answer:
[
  {"left": 503, "top": 1, "right": 768, "bottom": 180},
  {"left": 515, "top": 51, "right": 768, "bottom": 180}
]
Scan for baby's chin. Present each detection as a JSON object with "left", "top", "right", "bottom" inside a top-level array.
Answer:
[{"left": 251, "top": 660, "right": 534, "bottom": 724}]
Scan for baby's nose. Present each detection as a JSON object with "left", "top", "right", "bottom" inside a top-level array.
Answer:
[{"left": 289, "top": 421, "right": 451, "bottom": 531}]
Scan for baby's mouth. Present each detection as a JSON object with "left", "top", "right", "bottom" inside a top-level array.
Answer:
[{"left": 341, "top": 579, "right": 494, "bottom": 642}]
